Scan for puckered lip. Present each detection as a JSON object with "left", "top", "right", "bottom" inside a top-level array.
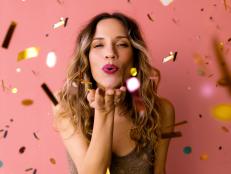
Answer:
[{"left": 102, "top": 64, "right": 119, "bottom": 74}]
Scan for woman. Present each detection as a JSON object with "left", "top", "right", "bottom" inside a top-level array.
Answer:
[{"left": 53, "top": 12, "right": 175, "bottom": 174}]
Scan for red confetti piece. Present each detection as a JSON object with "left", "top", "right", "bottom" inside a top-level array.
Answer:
[
  {"left": 33, "top": 132, "right": 40, "bottom": 140},
  {"left": 221, "top": 126, "right": 229, "bottom": 132},
  {"left": 19, "top": 146, "right": 26, "bottom": 154},
  {"left": 3, "top": 130, "right": 8, "bottom": 138},
  {"left": 147, "top": 13, "right": 154, "bottom": 22},
  {"left": 161, "top": 131, "right": 182, "bottom": 139},
  {"left": 25, "top": 168, "right": 33, "bottom": 172},
  {"left": 167, "top": 120, "right": 188, "bottom": 128},
  {"left": 33, "top": 169, "right": 37, "bottom": 174},
  {"left": 0, "top": 129, "right": 4, "bottom": 132}
]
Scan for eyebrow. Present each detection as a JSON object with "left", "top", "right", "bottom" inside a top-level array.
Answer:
[{"left": 92, "top": 36, "right": 129, "bottom": 41}]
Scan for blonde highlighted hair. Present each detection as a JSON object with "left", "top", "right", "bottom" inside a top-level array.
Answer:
[{"left": 57, "top": 12, "right": 162, "bottom": 156}]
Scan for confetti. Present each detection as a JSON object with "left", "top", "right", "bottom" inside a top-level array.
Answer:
[
  {"left": 33, "top": 132, "right": 40, "bottom": 140},
  {"left": 200, "top": 154, "right": 208, "bottom": 160},
  {"left": 130, "top": 67, "right": 137, "bottom": 77},
  {"left": 160, "top": 0, "right": 173, "bottom": 6},
  {"left": 2, "top": 21, "right": 17, "bottom": 49},
  {"left": 41, "top": 83, "right": 58, "bottom": 106},
  {"left": 193, "top": 53, "right": 209, "bottom": 76},
  {"left": 19, "top": 146, "right": 26, "bottom": 154},
  {"left": 221, "top": 126, "right": 229, "bottom": 132},
  {"left": 228, "top": 38, "right": 231, "bottom": 42},
  {"left": 0, "top": 129, "right": 4, "bottom": 132},
  {"left": 213, "top": 38, "right": 231, "bottom": 96},
  {"left": 50, "top": 158, "right": 56, "bottom": 165},
  {"left": 17, "top": 47, "right": 40, "bottom": 62},
  {"left": 163, "top": 51, "right": 177, "bottom": 63},
  {"left": 166, "top": 120, "right": 188, "bottom": 128},
  {"left": 183, "top": 146, "right": 192, "bottom": 154},
  {"left": 10, "top": 118, "right": 14, "bottom": 122},
  {"left": 211, "top": 103, "right": 231, "bottom": 121},
  {"left": 25, "top": 168, "right": 33, "bottom": 172},
  {"left": 147, "top": 13, "right": 154, "bottom": 22},
  {"left": 161, "top": 131, "right": 182, "bottom": 139},
  {"left": 11, "top": 87, "right": 18, "bottom": 93},
  {"left": 21, "top": 99, "right": 33, "bottom": 106},
  {"left": 57, "top": 0, "right": 64, "bottom": 4},
  {"left": 16, "top": 68, "right": 21, "bottom": 72},
  {"left": 0, "top": 160, "right": 3, "bottom": 168},
  {"left": 53, "top": 17, "right": 68, "bottom": 29},
  {"left": 218, "top": 146, "right": 222, "bottom": 150},
  {"left": 33, "top": 169, "right": 37, "bottom": 174},
  {"left": 126, "top": 77, "right": 140, "bottom": 93},
  {"left": 106, "top": 168, "right": 110, "bottom": 174},
  {"left": 3, "top": 130, "right": 8, "bottom": 138},
  {"left": 46, "top": 51, "right": 57, "bottom": 68}
]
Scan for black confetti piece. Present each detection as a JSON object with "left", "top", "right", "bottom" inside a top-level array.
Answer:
[
  {"left": 41, "top": 83, "right": 58, "bottom": 106},
  {"left": 2, "top": 21, "right": 17, "bottom": 49},
  {"left": 64, "top": 17, "right": 69, "bottom": 27}
]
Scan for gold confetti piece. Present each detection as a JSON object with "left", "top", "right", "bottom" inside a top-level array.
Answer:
[
  {"left": 200, "top": 154, "right": 208, "bottom": 160},
  {"left": 130, "top": 67, "right": 137, "bottom": 76},
  {"left": 11, "top": 87, "right": 18, "bottom": 94},
  {"left": 50, "top": 158, "right": 56, "bottom": 165},
  {"left": 211, "top": 104, "right": 231, "bottom": 121},
  {"left": 147, "top": 13, "right": 154, "bottom": 22},
  {"left": 2, "top": 21, "right": 17, "bottom": 49},
  {"left": 17, "top": 47, "right": 39, "bottom": 61},
  {"left": 106, "top": 168, "right": 110, "bottom": 174},
  {"left": 224, "top": 0, "right": 228, "bottom": 10},
  {"left": 221, "top": 126, "right": 229, "bottom": 132},
  {"left": 21, "top": 99, "right": 33, "bottom": 106},
  {"left": 161, "top": 131, "right": 182, "bottom": 139},
  {"left": 163, "top": 51, "right": 177, "bottom": 63},
  {"left": 160, "top": 0, "right": 174, "bottom": 6},
  {"left": 53, "top": 17, "right": 68, "bottom": 29},
  {"left": 213, "top": 37, "right": 231, "bottom": 96}
]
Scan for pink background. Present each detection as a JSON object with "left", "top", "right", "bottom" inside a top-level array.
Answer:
[{"left": 0, "top": 0, "right": 231, "bottom": 174}]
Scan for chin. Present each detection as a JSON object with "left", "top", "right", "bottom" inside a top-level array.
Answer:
[{"left": 97, "top": 81, "right": 122, "bottom": 89}]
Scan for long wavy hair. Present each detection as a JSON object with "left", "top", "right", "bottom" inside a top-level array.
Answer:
[{"left": 56, "top": 12, "right": 162, "bottom": 156}]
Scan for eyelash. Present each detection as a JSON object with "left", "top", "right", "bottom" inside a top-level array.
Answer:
[{"left": 93, "top": 43, "right": 128, "bottom": 48}]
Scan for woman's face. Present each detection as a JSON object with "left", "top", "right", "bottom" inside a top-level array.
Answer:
[{"left": 89, "top": 18, "right": 134, "bottom": 89}]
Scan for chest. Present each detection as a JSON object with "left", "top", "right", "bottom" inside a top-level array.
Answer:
[{"left": 112, "top": 116, "right": 136, "bottom": 156}]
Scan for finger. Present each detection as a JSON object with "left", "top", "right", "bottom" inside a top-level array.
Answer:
[
  {"left": 105, "top": 88, "right": 115, "bottom": 110},
  {"left": 119, "top": 86, "right": 126, "bottom": 103},
  {"left": 114, "top": 86, "right": 126, "bottom": 105},
  {"left": 87, "top": 89, "right": 96, "bottom": 108},
  {"left": 95, "top": 88, "right": 105, "bottom": 110}
]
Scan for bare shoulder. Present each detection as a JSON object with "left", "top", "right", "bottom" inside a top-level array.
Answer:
[{"left": 158, "top": 97, "right": 175, "bottom": 127}]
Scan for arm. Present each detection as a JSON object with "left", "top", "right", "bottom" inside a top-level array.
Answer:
[
  {"left": 154, "top": 98, "right": 175, "bottom": 174},
  {"left": 53, "top": 88, "right": 122, "bottom": 174}
]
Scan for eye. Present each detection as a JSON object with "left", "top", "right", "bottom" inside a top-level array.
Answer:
[
  {"left": 93, "top": 44, "right": 103, "bottom": 48},
  {"left": 117, "top": 43, "right": 129, "bottom": 47}
]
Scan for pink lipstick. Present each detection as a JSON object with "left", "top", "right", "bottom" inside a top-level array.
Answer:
[{"left": 102, "top": 64, "right": 119, "bottom": 74}]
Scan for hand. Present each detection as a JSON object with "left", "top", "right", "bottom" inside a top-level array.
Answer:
[{"left": 86, "top": 86, "right": 126, "bottom": 115}]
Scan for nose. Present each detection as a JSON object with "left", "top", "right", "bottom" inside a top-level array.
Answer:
[{"left": 105, "top": 45, "right": 117, "bottom": 59}]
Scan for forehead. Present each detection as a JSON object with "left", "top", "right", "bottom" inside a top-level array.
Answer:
[{"left": 94, "top": 18, "right": 128, "bottom": 38}]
